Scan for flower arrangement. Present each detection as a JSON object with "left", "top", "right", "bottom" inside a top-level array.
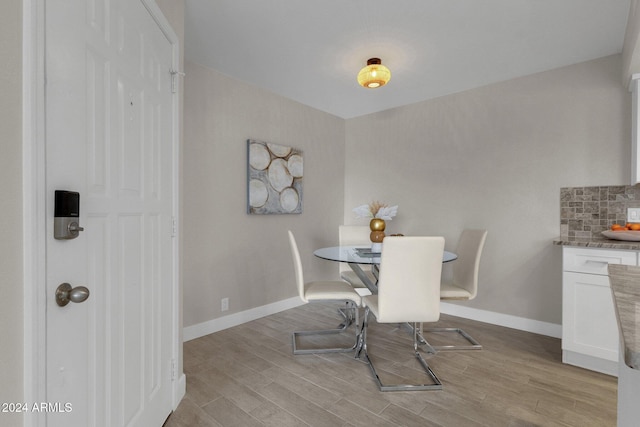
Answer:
[{"left": 353, "top": 201, "right": 398, "bottom": 221}]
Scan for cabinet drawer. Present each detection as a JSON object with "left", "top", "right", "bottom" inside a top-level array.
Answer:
[{"left": 563, "top": 247, "right": 637, "bottom": 275}]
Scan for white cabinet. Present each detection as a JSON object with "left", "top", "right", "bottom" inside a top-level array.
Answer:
[
  {"left": 631, "top": 74, "right": 640, "bottom": 185},
  {"left": 562, "top": 247, "right": 637, "bottom": 376}
]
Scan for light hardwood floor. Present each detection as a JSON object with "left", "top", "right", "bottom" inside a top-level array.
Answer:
[{"left": 165, "top": 303, "right": 617, "bottom": 427}]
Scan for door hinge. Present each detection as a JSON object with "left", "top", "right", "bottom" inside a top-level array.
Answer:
[
  {"left": 171, "top": 358, "right": 177, "bottom": 381},
  {"left": 171, "top": 216, "right": 177, "bottom": 237},
  {"left": 170, "top": 69, "right": 185, "bottom": 93}
]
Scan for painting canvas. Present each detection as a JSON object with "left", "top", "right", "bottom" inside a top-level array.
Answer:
[{"left": 247, "top": 139, "right": 303, "bottom": 214}]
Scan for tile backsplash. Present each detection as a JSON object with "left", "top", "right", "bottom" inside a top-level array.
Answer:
[{"left": 560, "top": 185, "right": 640, "bottom": 239}]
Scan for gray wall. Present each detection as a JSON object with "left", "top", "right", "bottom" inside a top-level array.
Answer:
[
  {"left": 345, "top": 54, "right": 629, "bottom": 324},
  {"left": 0, "top": 0, "right": 23, "bottom": 425},
  {"left": 183, "top": 54, "right": 628, "bottom": 330},
  {"left": 183, "top": 61, "right": 345, "bottom": 327}
]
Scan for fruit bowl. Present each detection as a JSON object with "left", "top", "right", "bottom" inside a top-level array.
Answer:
[{"left": 601, "top": 230, "right": 640, "bottom": 241}]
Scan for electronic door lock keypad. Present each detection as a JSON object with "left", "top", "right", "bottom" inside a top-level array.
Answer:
[{"left": 54, "top": 190, "right": 84, "bottom": 240}]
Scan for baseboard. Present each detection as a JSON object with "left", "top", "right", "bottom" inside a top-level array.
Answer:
[
  {"left": 440, "top": 302, "right": 562, "bottom": 339},
  {"left": 563, "top": 350, "right": 618, "bottom": 377},
  {"left": 183, "top": 298, "right": 562, "bottom": 342},
  {"left": 183, "top": 296, "right": 304, "bottom": 341}
]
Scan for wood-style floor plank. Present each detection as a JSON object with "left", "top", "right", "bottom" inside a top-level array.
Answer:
[{"left": 165, "top": 303, "right": 617, "bottom": 427}]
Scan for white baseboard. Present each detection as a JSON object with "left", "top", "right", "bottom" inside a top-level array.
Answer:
[
  {"left": 183, "top": 298, "right": 562, "bottom": 342},
  {"left": 563, "top": 350, "right": 618, "bottom": 377},
  {"left": 183, "top": 296, "right": 304, "bottom": 342},
  {"left": 440, "top": 302, "right": 562, "bottom": 339}
]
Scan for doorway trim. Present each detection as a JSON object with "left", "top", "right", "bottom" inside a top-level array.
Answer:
[{"left": 22, "top": 2, "right": 184, "bottom": 425}]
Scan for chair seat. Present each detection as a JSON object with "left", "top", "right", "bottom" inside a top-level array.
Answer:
[
  {"left": 340, "top": 270, "right": 376, "bottom": 288},
  {"left": 305, "top": 281, "right": 362, "bottom": 305},
  {"left": 440, "top": 282, "right": 472, "bottom": 300}
]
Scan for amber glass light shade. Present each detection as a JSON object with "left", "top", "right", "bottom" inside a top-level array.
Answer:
[{"left": 357, "top": 58, "right": 391, "bottom": 89}]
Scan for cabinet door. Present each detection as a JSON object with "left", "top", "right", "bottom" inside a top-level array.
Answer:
[{"left": 562, "top": 271, "right": 619, "bottom": 362}]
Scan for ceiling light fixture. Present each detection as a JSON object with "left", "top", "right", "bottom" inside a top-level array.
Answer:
[{"left": 357, "top": 58, "right": 391, "bottom": 89}]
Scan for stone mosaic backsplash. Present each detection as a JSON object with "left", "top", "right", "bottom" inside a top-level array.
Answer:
[{"left": 560, "top": 185, "right": 640, "bottom": 240}]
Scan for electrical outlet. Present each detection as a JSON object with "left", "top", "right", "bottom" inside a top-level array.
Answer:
[
  {"left": 628, "top": 208, "right": 640, "bottom": 222},
  {"left": 221, "top": 297, "right": 229, "bottom": 312}
]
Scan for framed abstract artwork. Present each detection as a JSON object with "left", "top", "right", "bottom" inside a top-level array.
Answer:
[{"left": 247, "top": 139, "right": 303, "bottom": 214}]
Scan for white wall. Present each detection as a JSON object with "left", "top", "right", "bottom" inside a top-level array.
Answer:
[
  {"left": 0, "top": 0, "right": 23, "bottom": 426},
  {"left": 183, "top": 61, "right": 345, "bottom": 328},
  {"left": 345, "top": 54, "right": 629, "bottom": 325}
]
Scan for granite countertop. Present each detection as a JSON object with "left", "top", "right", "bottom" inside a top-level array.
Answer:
[
  {"left": 607, "top": 264, "right": 640, "bottom": 370},
  {"left": 553, "top": 237, "right": 640, "bottom": 251}
]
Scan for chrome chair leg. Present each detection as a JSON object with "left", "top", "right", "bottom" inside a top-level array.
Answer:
[
  {"left": 402, "top": 322, "right": 437, "bottom": 354},
  {"left": 358, "top": 309, "right": 442, "bottom": 391},
  {"left": 292, "top": 301, "right": 360, "bottom": 355},
  {"left": 423, "top": 327, "right": 482, "bottom": 351},
  {"left": 354, "top": 306, "right": 368, "bottom": 360},
  {"left": 337, "top": 302, "right": 356, "bottom": 329}
]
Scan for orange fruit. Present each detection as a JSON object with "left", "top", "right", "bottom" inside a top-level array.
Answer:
[
  {"left": 612, "top": 224, "right": 625, "bottom": 230},
  {"left": 630, "top": 223, "right": 640, "bottom": 231}
]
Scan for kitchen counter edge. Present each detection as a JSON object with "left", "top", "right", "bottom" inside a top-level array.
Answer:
[{"left": 553, "top": 238, "right": 640, "bottom": 251}]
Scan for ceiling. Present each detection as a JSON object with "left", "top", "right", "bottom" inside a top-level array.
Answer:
[{"left": 185, "top": 0, "right": 631, "bottom": 119}]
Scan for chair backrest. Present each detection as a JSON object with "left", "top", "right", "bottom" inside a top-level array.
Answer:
[
  {"left": 376, "top": 236, "right": 445, "bottom": 323},
  {"left": 338, "top": 225, "right": 371, "bottom": 273},
  {"left": 452, "top": 229, "right": 488, "bottom": 300},
  {"left": 287, "top": 230, "right": 307, "bottom": 302}
]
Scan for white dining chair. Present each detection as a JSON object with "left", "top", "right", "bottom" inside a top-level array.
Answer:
[
  {"left": 424, "top": 229, "right": 487, "bottom": 351},
  {"left": 287, "top": 230, "right": 362, "bottom": 354},
  {"left": 339, "top": 225, "right": 375, "bottom": 295},
  {"left": 356, "top": 236, "right": 445, "bottom": 391}
]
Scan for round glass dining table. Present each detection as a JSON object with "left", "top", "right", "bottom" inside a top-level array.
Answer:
[
  {"left": 313, "top": 245, "right": 457, "bottom": 293},
  {"left": 314, "top": 245, "right": 457, "bottom": 264}
]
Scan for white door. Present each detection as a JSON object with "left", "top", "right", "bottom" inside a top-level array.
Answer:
[{"left": 45, "top": 0, "right": 177, "bottom": 426}]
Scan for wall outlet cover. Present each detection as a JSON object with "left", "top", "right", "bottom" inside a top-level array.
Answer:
[{"left": 628, "top": 208, "right": 640, "bottom": 222}]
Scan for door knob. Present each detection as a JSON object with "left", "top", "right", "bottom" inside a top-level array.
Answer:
[{"left": 56, "top": 283, "right": 90, "bottom": 307}]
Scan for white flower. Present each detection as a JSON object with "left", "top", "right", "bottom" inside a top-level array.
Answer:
[
  {"left": 352, "top": 204, "right": 374, "bottom": 219},
  {"left": 352, "top": 201, "right": 398, "bottom": 220},
  {"left": 376, "top": 205, "right": 398, "bottom": 220}
]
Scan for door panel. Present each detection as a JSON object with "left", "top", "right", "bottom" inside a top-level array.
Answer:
[{"left": 45, "top": 0, "right": 175, "bottom": 425}]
